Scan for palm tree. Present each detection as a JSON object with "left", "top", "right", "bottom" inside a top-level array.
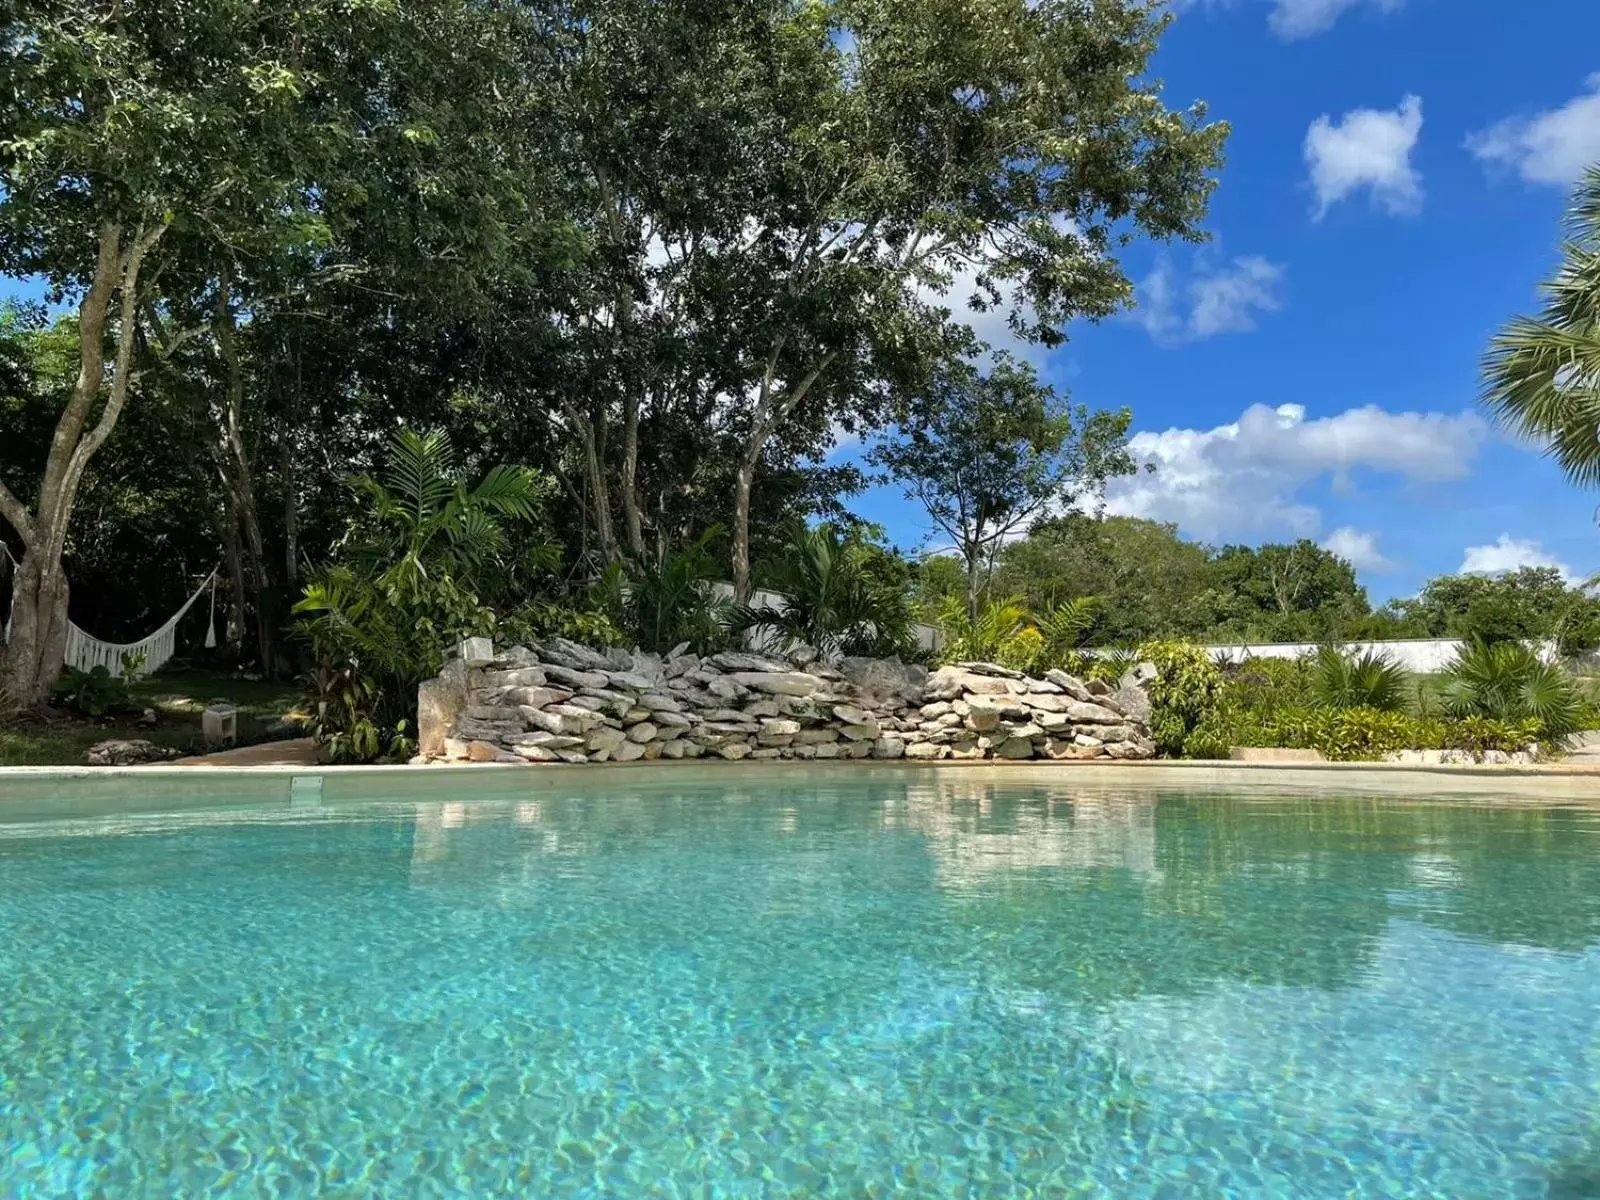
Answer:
[{"left": 1481, "top": 165, "right": 1600, "bottom": 486}]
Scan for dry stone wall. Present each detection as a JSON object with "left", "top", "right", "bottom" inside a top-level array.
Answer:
[{"left": 417, "top": 638, "right": 1157, "bottom": 765}]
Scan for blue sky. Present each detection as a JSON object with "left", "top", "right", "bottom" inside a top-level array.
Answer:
[{"left": 840, "top": 0, "right": 1600, "bottom": 602}]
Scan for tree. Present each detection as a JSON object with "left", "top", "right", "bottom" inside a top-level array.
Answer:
[
  {"left": 0, "top": 0, "right": 355, "bottom": 701},
  {"left": 996, "top": 515, "right": 1218, "bottom": 644},
  {"left": 1204, "top": 541, "right": 1371, "bottom": 642},
  {"left": 713, "top": 0, "right": 1225, "bottom": 600},
  {"left": 1391, "top": 566, "right": 1600, "bottom": 653},
  {"left": 873, "top": 352, "right": 1136, "bottom": 626},
  {"left": 1481, "top": 165, "right": 1600, "bottom": 487}
]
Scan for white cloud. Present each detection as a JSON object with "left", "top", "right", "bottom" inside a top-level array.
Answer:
[
  {"left": 1138, "top": 255, "right": 1285, "bottom": 345},
  {"left": 1467, "top": 75, "right": 1600, "bottom": 188},
  {"left": 1173, "top": 0, "right": 1403, "bottom": 40},
  {"left": 1321, "top": 527, "right": 1396, "bottom": 572},
  {"left": 1459, "top": 535, "right": 1573, "bottom": 580},
  {"left": 1105, "top": 402, "right": 1488, "bottom": 541},
  {"left": 1269, "top": 0, "right": 1403, "bottom": 39},
  {"left": 1305, "top": 95, "right": 1424, "bottom": 218}
]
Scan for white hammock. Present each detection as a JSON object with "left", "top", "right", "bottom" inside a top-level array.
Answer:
[{"left": 1, "top": 543, "right": 218, "bottom": 678}]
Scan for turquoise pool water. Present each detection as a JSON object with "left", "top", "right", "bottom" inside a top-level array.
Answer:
[{"left": 1, "top": 773, "right": 1598, "bottom": 1196}]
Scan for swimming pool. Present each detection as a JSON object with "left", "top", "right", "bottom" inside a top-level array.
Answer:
[{"left": 1, "top": 767, "right": 1597, "bottom": 1196}]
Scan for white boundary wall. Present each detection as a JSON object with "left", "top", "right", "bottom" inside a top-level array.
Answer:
[{"left": 1201, "top": 638, "right": 1562, "bottom": 672}]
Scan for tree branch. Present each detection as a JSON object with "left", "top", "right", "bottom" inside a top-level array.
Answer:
[{"left": 0, "top": 478, "right": 34, "bottom": 545}]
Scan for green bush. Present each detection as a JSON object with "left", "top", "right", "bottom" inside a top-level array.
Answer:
[
  {"left": 1439, "top": 639, "right": 1585, "bottom": 748},
  {"left": 1134, "top": 640, "right": 1224, "bottom": 758},
  {"left": 1311, "top": 646, "right": 1407, "bottom": 712},
  {"left": 1200, "top": 703, "right": 1540, "bottom": 762},
  {"left": 54, "top": 664, "right": 133, "bottom": 718},
  {"left": 293, "top": 428, "right": 544, "bottom": 762}
]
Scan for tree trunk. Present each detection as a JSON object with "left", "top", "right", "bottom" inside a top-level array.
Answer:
[
  {"left": 965, "top": 547, "right": 983, "bottom": 630},
  {"left": 620, "top": 388, "right": 645, "bottom": 559},
  {"left": 214, "top": 267, "right": 275, "bottom": 676},
  {"left": 1, "top": 554, "right": 69, "bottom": 708},
  {"left": 732, "top": 456, "right": 757, "bottom": 603},
  {"left": 217, "top": 507, "right": 247, "bottom": 654},
  {"left": 0, "top": 220, "right": 164, "bottom": 705},
  {"left": 565, "top": 403, "right": 619, "bottom": 564},
  {"left": 282, "top": 442, "right": 298, "bottom": 587}
]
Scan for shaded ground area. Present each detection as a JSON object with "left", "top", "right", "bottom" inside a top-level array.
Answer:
[{"left": 0, "top": 671, "right": 305, "bottom": 766}]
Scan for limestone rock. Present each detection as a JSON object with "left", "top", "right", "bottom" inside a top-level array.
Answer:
[
  {"left": 731, "top": 671, "right": 821, "bottom": 696},
  {"left": 872, "top": 738, "right": 906, "bottom": 759},
  {"left": 661, "top": 739, "right": 688, "bottom": 759},
  {"left": 482, "top": 666, "right": 547, "bottom": 688},
  {"left": 417, "top": 659, "right": 470, "bottom": 758},
  {"left": 542, "top": 664, "right": 611, "bottom": 690},
  {"left": 512, "top": 732, "right": 585, "bottom": 751},
  {"left": 759, "top": 718, "right": 802, "bottom": 746},
  {"left": 905, "top": 741, "right": 948, "bottom": 760},
  {"left": 468, "top": 740, "right": 516, "bottom": 763},
  {"left": 1061, "top": 699, "right": 1126, "bottom": 725},
  {"left": 996, "top": 736, "right": 1035, "bottom": 760},
  {"left": 86, "top": 739, "right": 180, "bottom": 767},
  {"left": 614, "top": 740, "right": 648, "bottom": 762},
  {"left": 627, "top": 722, "right": 658, "bottom": 744},
  {"left": 1108, "top": 685, "right": 1152, "bottom": 725},
  {"left": 1043, "top": 669, "right": 1096, "bottom": 702},
  {"left": 586, "top": 727, "right": 628, "bottom": 754},
  {"left": 712, "top": 651, "right": 792, "bottom": 673},
  {"left": 717, "top": 741, "right": 752, "bottom": 761}
]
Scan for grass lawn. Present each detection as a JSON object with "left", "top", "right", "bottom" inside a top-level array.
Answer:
[{"left": 0, "top": 670, "right": 306, "bottom": 766}]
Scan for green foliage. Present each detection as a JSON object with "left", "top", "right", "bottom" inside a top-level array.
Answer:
[
  {"left": 596, "top": 530, "right": 735, "bottom": 656},
  {"left": 1133, "top": 640, "right": 1224, "bottom": 758},
  {"left": 303, "top": 663, "right": 414, "bottom": 765},
  {"left": 1389, "top": 567, "right": 1600, "bottom": 654},
  {"left": 1196, "top": 704, "right": 1540, "bottom": 763},
  {"left": 936, "top": 595, "right": 1032, "bottom": 667},
  {"left": 54, "top": 665, "right": 133, "bottom": 719},
  {"left": 874, "top": 355, "right": 1136, "bottom": 624},
  {"left": 1310, "top": 646, "right": 1407, "bottom": 712},
  {"left": 1036, "top": 597, "right": 1102, "bottom": 664},
  {"left": 499, "top": 602, "right": 623, "bottom": 651},
  {"left": 741, "top": 523, "right": 918, "bottom": 658},
  {"left": 293, "top": 429, "right": 541, "bottom": 761},
  {"left": 1480, "top": 165, "right": 1600, "bottom": 490},
  {"left": 1438, "top": 640, "right": 1585, "bottom": 747}
]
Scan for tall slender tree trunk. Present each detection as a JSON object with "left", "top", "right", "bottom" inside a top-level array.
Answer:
[
  {"left": 730, "top": 347, "right": 836, "bottom": 604},
  {"left": 0, "top": 220, "right": 163, "bottom": 706},
  {"left": 731, "top": 455, "right": 758, "bottom": 603},
  {"left": 965, "top": 546, "right": 983, "bottom": 629},
  {"left": 620, "top": 388, "right": 645, "bottom": 559},
  {"left": 213, "top": 267, "right": 275, "bottom": 675}
]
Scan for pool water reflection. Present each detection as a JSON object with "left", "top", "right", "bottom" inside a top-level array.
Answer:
[{"left": 0, "top": 776, "right": 1597, "bottom": 1196}]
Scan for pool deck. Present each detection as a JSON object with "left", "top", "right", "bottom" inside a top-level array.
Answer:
[{"left": 2, "top": 755, "right": 1599, "bottom": 810}]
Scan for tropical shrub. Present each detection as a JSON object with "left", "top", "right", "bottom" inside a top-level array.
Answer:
[
  {"left": 1438, "top": 639, "right": 1585, "bottom": 747},
  {"left": 1133, "top": 640, "right": 1224, "bottom": 758},
  {"left": 294, "top": 428, "right": 546, "bottom": 761},
  {"left": 1197, "top": 705, "right": 1539, "bottom": 762},
  {"left": 596, "top": 529, "right": 736, "bottom": 655},
  {"left": 937, "top": 595, "right": 1033, "bottom": 667},
  {"left": 54, "top": 664, "right": 133, "bottom": 718},
  {"left": 741, "top": 523, "right": 919, "bottom": 659},
  {"left": 1310, "top": 646, "right": 1407, "bottom": 712}
]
